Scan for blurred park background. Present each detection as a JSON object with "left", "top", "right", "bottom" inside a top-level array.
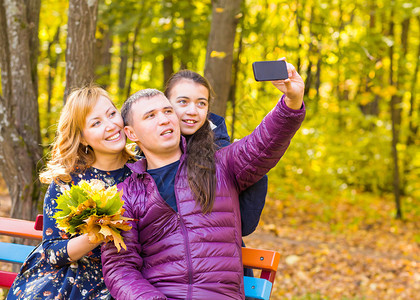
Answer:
[{"left": 0, "top": 0, "right": 419, "bottom": 299}]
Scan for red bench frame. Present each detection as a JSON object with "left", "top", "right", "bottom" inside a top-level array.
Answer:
[{"left": 0, "top": 216, "right": 43, "bottom": 288}]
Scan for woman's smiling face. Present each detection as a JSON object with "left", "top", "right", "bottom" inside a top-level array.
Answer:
[
  {"left": 82, "top": 96, "right": 126, "bottom": 158},
  {"left": 167, "top": 79, "right": 209, "bottom": 136}
]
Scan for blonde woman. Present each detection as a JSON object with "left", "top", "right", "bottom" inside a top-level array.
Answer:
[{"left": 7, "top": 85, "right": 133, "bottom": 299}]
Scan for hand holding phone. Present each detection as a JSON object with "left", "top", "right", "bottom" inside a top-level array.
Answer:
[
  {"left": 255, "top": 59, "right": 304, "bottom": 110},
  {"left": 252, "top": 60, "right": 288, "bottom": 81}
]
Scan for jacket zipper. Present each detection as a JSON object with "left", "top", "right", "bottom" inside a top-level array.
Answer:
[
  {"left": 178, "top": 213, "right": 193, "bottom": 299},
  {"left": 145, "top": 161, "right": 193, "bottom": 298},
  {"left": 174, "top": 160, "right": 193, "bottom": 299}
]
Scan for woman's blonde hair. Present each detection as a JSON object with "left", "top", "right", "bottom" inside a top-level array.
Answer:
[{"left": 40, "top": 85, "right": 132, "bottom": 184}]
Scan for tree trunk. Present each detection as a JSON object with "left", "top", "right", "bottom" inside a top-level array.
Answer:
[
  {"left": 407, "top": 16, "right": 420, "bottom": 145},
  {"left": 303, "top": 4, "right": 316, "bottom": 97},
  {"left": 118, "top": 39, "right": 129, "bottom": 97},
  {"left": 46, "top": 26, "right": 61, "bottom": 140},
  {"left": 163, "top": 52, "right": 174, "bottom": 87},
  {"left": 126, "top": 0, "right": 149, "bottom": 99},
  {"left": 294, "top": 0, "right": 303, "bottom": 73},
  {"left": 64, "top": 0, "right": 99, "bottom": 101},
  {"left": 180, "top": 15, "right": 192, "bottom": 70},
  {"left": 228, "top": 12, "right": 244, "bottom": 142},
  {"left": 0, "top": 0, "right": 43, "bottom": 222},
  {"left": 313, "top": 53, "right": 321, "bottom": 114},
  {"left": 304, "top": 58, "right": 313, "bottom": 96},
  {"left": 335, "top": 0, "right": 344, "bottom": 127},
  {"left": 397, "top": 17, "right": 410, "bottom": 193},
  {"left": 26, "top": 0, "right": 40, "bottom": 98},
  {"left": 360, "top": 0, "right": 379, "bottom": 116},
  {"left": 126, "top": 22, "right": 141, "bottom": 99},
  {"left": 204, "top": 0, "right": 242, "bottom": 117},
  {"left": 388, "top": 6, "right": 402, "bottom": 219},
  {"left": 162, "top": 7, "right": 174, "bottom": 87},
  {"left": 94, "top": 26, "right": 113, "bottom": 89}
]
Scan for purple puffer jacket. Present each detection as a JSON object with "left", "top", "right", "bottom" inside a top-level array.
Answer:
[{"left": 102, "top": 96, "right": 305, "bottom": 300}]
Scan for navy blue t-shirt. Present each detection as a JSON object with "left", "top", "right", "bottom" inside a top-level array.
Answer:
[{"left": 147, "top": 160, "right": 180, "bottom": 212}]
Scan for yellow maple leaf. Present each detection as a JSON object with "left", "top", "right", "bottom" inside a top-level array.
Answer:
[
  {"left": 110, "top": 227, "right": 127, "bottom": 252},
  {"left": 84, "top": 215, "right": 104, "bottom": 243}
]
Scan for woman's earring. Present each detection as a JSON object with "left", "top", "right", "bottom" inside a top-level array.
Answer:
[{"left": 85, "top": 146, "right": 89, "bottom": 154}]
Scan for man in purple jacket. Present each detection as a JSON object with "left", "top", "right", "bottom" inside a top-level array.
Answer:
[{"left": 102, "top": 60, "right": 306, "bottom": 299}]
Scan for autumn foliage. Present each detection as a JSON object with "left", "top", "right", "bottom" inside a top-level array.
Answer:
[{"left": 53, "top": 179, "right": 132, "bottom": 252}]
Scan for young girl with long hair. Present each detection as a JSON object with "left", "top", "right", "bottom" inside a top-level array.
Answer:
[
  {"left": 7, "top": 85, "right": 133, "bottom": 300},
  {"left": 164, "top": 69, "right": 268, "bottom": 234},
  {"left": 164, "top": 70, "right": 269, "bottom": 278}
]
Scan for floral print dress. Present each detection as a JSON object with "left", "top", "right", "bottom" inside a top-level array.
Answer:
[{"left": 7, "top": 166, "right": 132, "bottom": 300}]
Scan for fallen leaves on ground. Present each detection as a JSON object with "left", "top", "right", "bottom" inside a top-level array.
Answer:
[{"left": 244, "top": 191, "right": 420, "bottom": 300}]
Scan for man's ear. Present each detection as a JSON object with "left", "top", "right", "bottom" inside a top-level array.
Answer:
[{"left": 124, "top": 126, "right": 139, "bottom": 142}]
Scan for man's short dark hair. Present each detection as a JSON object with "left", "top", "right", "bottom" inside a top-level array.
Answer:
[{"left": 121, "top": 89, "right": 165, "bottom": 126}]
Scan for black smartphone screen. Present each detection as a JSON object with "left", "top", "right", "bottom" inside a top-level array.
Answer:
[{"left": 252, "top": 60, "right": 288, "bottom": 81}]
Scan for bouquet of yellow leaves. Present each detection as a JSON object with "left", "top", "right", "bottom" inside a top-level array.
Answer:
[{"left": 53, "top": 179, "right": 132, "bottom": 252}]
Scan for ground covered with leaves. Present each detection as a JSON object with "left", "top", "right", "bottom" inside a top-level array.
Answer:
[{"left": 244, "top": 190, "right": 420, "bottom": 299}]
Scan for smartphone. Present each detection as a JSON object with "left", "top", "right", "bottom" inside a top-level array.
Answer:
[{"left": 252, "top": 60, "right": 288, "bottom": 81}]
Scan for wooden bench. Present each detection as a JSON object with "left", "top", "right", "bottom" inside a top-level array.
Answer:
[
  {"left": 0, "top": 216, "right": 280, "bottom": 299},
  {"left": 243, "top": 247, "right": 280, "bottom": 299},
  {"left": 0, "top": 215, "right": 43, "bottom": 288}
]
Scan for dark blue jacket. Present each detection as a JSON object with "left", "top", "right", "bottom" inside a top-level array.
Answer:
[{"left": 209, "top": 113, "right": 268, "bottom": 237}]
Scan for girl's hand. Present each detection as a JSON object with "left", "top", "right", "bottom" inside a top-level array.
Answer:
[{"left": 271, "top": 58, "right": 305, "bottom": 110}]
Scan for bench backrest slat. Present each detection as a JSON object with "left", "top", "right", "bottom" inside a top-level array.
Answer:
[
  {"left": 0, "top": 271, "right": 17, "bottom": 289},
  {"left": 242, "top": 247, "right": 280, "bottom": 272},
  {"left": 0, "top": 217, "right": 42, "bottom": 240},
  {"left": 0, "top": 216, "right": 42, "bottom": 289},
  {"left": 0, "top": 242, "right": 35, "bottom": 264},
  {"left": 242, "top": 247, "right": 280, "bottom": 299},
  {"left": 244, "top": 276, "right": 273, "bottom": 300},
  {"left": 242, "top": 247, "right": 280, "bottom": 285}
]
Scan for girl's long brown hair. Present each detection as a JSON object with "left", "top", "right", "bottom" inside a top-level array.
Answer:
[
  {"left": 40, "top": 85, "right": 132, "bottom": 184},
  {"left": 164, "top": 70, "right": 217, "bottom": 213}
]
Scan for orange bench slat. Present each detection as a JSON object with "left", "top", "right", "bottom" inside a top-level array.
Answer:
[
  {"left": 0, "top": 217, "right": 42, "bottom": 240},
  {"left": 242, "top": 247, "right": 280, "bottom": 285},
  {"left": 242, "top": 247, "right": 280, "bottom": 272}
]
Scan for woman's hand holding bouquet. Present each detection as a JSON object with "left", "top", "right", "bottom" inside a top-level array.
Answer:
[{"left": 54, "top": 179, "right": 132, "bottom": 252}]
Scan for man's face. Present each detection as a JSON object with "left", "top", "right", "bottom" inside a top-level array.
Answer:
[{"left": 124, "top": 94, "right": 181, "bottom": 159}]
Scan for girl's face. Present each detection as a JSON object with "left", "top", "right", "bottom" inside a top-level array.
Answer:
[
  {"left": 82, "top": 96, "right": 126, "bottom": 159},
  {"left": 167, "top": 79, "right": 210, "bottom": 136}
]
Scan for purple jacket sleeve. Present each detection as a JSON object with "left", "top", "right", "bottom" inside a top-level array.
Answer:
[
  {"left": 218, "top": 96, "right": 305, "bottom": 192},
  {"left": 101, "top": 180, "right": 167, "bottom": 300}
]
